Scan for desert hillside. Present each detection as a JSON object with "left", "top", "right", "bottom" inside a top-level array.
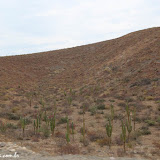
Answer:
[{"left": 0, "top": 27, "right": 159, "bottom": 159}]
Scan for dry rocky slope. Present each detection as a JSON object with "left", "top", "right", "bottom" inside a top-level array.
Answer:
[
  {"left": 0, "top": 27, "right": 159, "bottom": 91},
  {"left": 0, "top": 27, "right": 159, "bottom": 160}
]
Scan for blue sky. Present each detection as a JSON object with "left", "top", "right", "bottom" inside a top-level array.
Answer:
[{"left": 0, "top": 0, "right": 160, "bottom": 56}]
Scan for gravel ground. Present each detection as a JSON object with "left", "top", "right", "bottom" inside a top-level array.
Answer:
[{"left": 0, "top": 142, "right": 146, "bottom": 160}]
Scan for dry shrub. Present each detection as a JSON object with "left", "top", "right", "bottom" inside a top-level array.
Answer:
[
  {"left": 115, "top": 136, "right": 123, "bottom": 145},
  {"left": 58, "top": 144, "right": 80, "bottom": 155},
  {"left": 153, "top": 142, "right": 160, "bottom": 149},
  {"left": 97, "top": 138, "right": 109, "bottom": 147},
  {"left": 55, "top": 131, "right": 65, "bottom": 138},
  {"left": 62, "top": 108, "right": 73, "bottom": 115},
  {"left": 31, "top": 134, "right": 40, "bottom": 142},
  {"left": 117, "top": 148, "right": 125, "bottom": 157},
  {"left": 87, "top": 130, "right": 105, "bottom": 142}
]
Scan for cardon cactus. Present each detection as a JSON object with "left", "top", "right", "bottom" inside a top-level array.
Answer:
[
  {"left": 110, "top": 104, "right": 114, "bottom": 124},
  {"left": 82, "top": 104, "right": 86, "bottom": 144},
  {"left": 106, "top": 118, "right": 112, "bottom": 148},
  {"left": 20, "top": 117, "right": 27, "bottom": 138},
  {"left": 132, "top": 108, "right": 136, "bottom": 131},
  {"left": 71, "top": 122, "right": 75, "bottom": 141},
  {"left": 125, "top": 103, "right": 130, "bottom": 122},
  {"left": 35, "top": 115, "right": 41, "bottom": 134},
  {"left": 121, "top": 120, "right": 127, "bottom": 152},
  {"left": 43, "top": 110, "right": 47, "bottom": 122},
  {"left": 126, "top": 116, "right": 132, "bottom": 142},
  {"left": 34, "top": 120, "right": 36, "bottom": 134},
  {"left": 50, "top": 111, "right": 56, "bottom": 136},
  {"left": 66, "top": 118, "right": 70, "bottom": 144}
]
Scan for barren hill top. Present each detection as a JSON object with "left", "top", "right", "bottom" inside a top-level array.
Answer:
[{"left": 0, "top": 27, "right": 159, "bottom": 92}]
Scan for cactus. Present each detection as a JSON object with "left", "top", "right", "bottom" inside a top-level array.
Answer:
[
  {"left": 66, "top": 118, "right": 70, "bottom": 144},
  {"left": 50, "top": 117, "right": 55, "bottom": 136},
  {"left": 64, "top": 91, "right": 67, "bottom": 97},
  {"left": 110, "top": 104, "right": 114, "bottom": 125},
  {"left": 132, "top": 108, "right": 136, "bottom": 131},
  {"left": 121, "top": 120, "right": 127, "bottom": 152},
  {"left": 26, "top": 91, "right": 33, "bottom": 108},
  {"left": 125, "top": 103, "right": 130, "bottom": 122},
  {"left": 71, "top": 122, "right": 75, "bottom": 141},
  {"left": 67, "top": 96, "right": 72, "bottom": 106},
  {"left": 39, "top": 97, "right": 45, "bottom": 109},
  {"left": 50, "top": 109, "right": 56, "bottom": 136},
  {"left": 33, "top": 120, "right": 36, "bottom": 134},
  {"left": 35, "top": 114, "right": 41, "bottom": 134},
  {"left": 82, "top": 104, "right": 86, "bottom": 144},
  {"left": 69, "top": 88, "right": 75, "bottom": 97},
  {"left": 106, "top": 118, "right": 112, "bottom": 148},
  {"left": 20, "top": 117, "right": 27, "bottom": 138},
  {"left": 126, "top": 115, "right": 132, "bottom": 142},
  {"left": 44, "top": 110, "right": 47, "bottom": 122}
]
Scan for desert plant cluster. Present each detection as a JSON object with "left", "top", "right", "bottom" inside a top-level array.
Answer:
[{"left": 0, "top": 83, "right": 159, "bottom": 159}]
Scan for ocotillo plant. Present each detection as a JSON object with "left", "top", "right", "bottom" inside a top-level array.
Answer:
[
  {"left": 121, "top": 121, "right": 127, "bottom": 152},
  {"left": 132, "top": 108, "right": 136, "bottom": 131},
  {"left": 66, "top": 118, "right": 70, "bottom": 144},
  {"left": 20, "top": 117, "right": 27, "bottom": 138},
  {"left": 106, "top": 118, "right": 112, "bottom": 148},
  {"left": 110, "top": 104, "right": 115, "bottom": 125},
  {"left": 126, "top": 115, "right": 132, "bottom": 142}
]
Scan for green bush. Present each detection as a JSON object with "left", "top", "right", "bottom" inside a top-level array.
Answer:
[
  {"left": 58, "top": 117, "right": 68, "bottom": 124},
  {"left": 140, "top": 126, "right": 151, "bottom": 135},
  {"left": 145, "top": 120, "right": 156, "bottom": 126},
  {"left": 97, "top": 104, "right": 105, "bottom": 110},
  {"left": 89, "top": 106, "right": 97, "bottom": 115},
  {"left": 42, "top": 124, "right": 50, "bottom": 138},
  {"left": 0, "top": 123, "right": 7, "bottom": 133},
  {"left": 6, "top": 123, "right": 18, "bottom": 129},
  {"left": 156, "top": 117, "right": 160, "bottom": 123},
  {"left": 7, "top": 113, "right": 20, "bottom": 120}
]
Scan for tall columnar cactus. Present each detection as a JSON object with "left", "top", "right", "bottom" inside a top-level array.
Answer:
[
  {"left": 132, "top": 108, "right": 136, "bottom": 131},
  {"left": 44, "top": 110, "right": 47, "bottom": 122},
  {"left": 50, "top": 109, "right": 56, "bottom": 136},
  {"left": 69, "top": 88, "right": 75, "bottom": 97},
  {"left": 125, "top": 103, "right": 130, "bottom": 122},
  {"left": 35, "top": 115, "right": 41, "bottom": 134},
  {"left": 39, "top": 97, "right": 45, "bottom": 109},
  {"left": 110, "top": 104, "right": 115, "bottom": 125},
  {"left": 82, "top": 104, "right": 86, "bottom": 144},
  {"left": 126, "top": 116, "right": 132, "bottom": 142},
  {"left": 106, "top": 118, "right": 112, "bottom": 148},
  {"left": 67, "top": 96, "right": 72, "bottom": 106},
  {"left": 121, "top": 121, "right": 127, "bottom": 152},
  {"left": 71, "top": 122, "right": 75, "bottom": 141},
  {"left": 50, "top": 117, "right": 55, "bottom": 136},
  {"left": 66, "top": 118, "right": 70, "bottom": 144},
  {"left": 34, "top": 120, "right": 36, "bottom": 134},
  {"left": 20, "top": 117, "right": 27, "bottom": 138},
  {"left": 26, "top": 91, "right": 33, "bottom": 108}
]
